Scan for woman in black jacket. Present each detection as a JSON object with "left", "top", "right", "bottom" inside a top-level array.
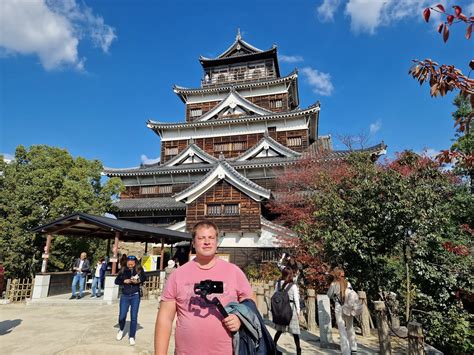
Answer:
[{"left": 114, "top": 255, "right": 147, "bottom": 346}]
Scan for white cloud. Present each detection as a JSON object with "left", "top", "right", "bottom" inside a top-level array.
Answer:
[
  {"left": 301, "top": 67, "right": 334, "bottom": 96},
  {"left": 141, "top": 155, "right": 160, "bottom": 165},
  {"left": 317, "top": 0, "right": 342, "bottom": 22},
  {"left": 279, "top": 54, "right": 304, "bottom": 63},
  {"left": 0, "top": 0, "right": 116, "bottom": 70},
  {"left": 421, "top": 148, "right": 440, "bottom": 159},
  {"left": 317, "top": 0, "right": 444, "bottom": 34},
  {"left": 369, "top": 120, "right": 382, "bottom": 135},
  {"left": 1, "top": 153, "right": 14, "bottom": 163}
]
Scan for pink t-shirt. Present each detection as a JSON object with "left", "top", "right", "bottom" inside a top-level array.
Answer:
[{"left": 161, "top": 258, "right": 253, "bottom": 355}]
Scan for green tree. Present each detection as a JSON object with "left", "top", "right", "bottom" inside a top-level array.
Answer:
[
  {"left": 0, "top": 145, "right": 123, "bottom": 278},
  {"left": 271, "top": 151, "right": 473, "bottom": 353}
]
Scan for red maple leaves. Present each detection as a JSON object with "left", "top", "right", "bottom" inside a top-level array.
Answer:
[{"left": 423, "top": 4, "right": 473, "bottom": 42}]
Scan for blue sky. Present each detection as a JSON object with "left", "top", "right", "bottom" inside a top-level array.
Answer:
[{"left": 1, "top": 0, "right": 472, "bottom": 168}]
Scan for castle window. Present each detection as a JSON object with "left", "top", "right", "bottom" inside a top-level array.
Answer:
[
  {"left": 140, "top": 185, "right": 172, "bottom": 195},
  {"left": 213, "top": 141, "right": 247, "bottom": 152},
  {"left": 190, "top": 109, "right": 202, "bottom": 117},
  {"left": 270, "top": 99, "right": 283, "bottom": 109},
  {"left": 287, "top": 137, "right": 302, "bottom": 147},
  {"left": 206, "top": 203, "right": 240, "bottom": 216},
  {"left": 165, "top": 147, "right": 179, "bottom": 156}
]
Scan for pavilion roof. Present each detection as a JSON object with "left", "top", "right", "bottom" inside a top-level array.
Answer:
[{"left": 31, "top": 212, "right": 191, "bottom": 243}]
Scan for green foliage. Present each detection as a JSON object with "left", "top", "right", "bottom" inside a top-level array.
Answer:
[
  {"left": 244, "top": 262, "right": 280, "bottom": 282},
  {"left": 273, "top": 150, "right": 473, "bottom": 353},
  {"left": 451, "top": 94, "right": 473, "bottom": 178},
  {"left": 0, "top": 145, "right": 124, "bottom": 278}
]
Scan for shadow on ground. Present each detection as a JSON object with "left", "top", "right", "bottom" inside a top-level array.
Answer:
[{"left": 0, "top": 319, "right": 22, "bottom": 336}]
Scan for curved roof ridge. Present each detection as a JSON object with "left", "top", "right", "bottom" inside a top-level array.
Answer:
[
  {"left": 195, "top": 89, "right": 273, "bottom": 122},
  {"left": 163, "top": 142, "right": 218, "bottom": 166},
  {"left": 174, "top": 160, "right": 270, "bottom": 203},
  {"left": 234, "top": 133, "right": 301, "bottom": 161}
]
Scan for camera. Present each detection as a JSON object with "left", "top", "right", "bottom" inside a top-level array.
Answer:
[{"left": 194, "top": 280, "right": 224, "bottom": 297}]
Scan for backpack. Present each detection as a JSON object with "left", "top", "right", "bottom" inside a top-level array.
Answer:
[
  {"left": 342, "top": 287, "right": 363, "bottom": 317},
  {"left": 271, "top": 281, "right": 293, "bottom": 326}
]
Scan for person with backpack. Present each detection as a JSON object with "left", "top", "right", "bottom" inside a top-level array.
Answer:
[
  {"left": 271, "top": 267, "right": 301, "bottom": 355},
  {"left": 327, "top": 267, "right": 358, "bottom": 355}
]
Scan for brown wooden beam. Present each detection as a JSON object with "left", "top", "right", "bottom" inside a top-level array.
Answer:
[
  {"left": 159, "top": 238, "right": 164, "bottom": 270},
  {"left": 111, "top": 231, "right": 120, "bottom": 275},
  {"left": 46, "top": 219, "right": 83, "bottom": 234},
  {"left": 41, "top": 234, "right": 53, "bottom": 273}
]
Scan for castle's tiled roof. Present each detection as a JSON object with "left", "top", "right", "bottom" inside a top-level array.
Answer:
[
  {"left": 147, "top": 102, "right": 320, "bottom": 130},
  {"left": 173, "top": 70, "right": 298, "bottom": 97},
  {"left": 113, "top": 197, "right": 186, "bottom": 212}
]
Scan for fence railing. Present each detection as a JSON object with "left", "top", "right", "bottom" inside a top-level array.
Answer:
[
  {"left": 5, "top": 278, "right": 34, "bottom": 303},
  {"left": 142, "top": 275, "right": 160, "bottom": 299}
]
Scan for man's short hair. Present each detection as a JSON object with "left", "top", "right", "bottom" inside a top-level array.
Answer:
[{"left": 192, "top": 220, "right": 219, "bottom": 239}]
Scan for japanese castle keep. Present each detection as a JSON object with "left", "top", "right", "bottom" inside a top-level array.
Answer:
[{"left": 105, "top": 32, "right": 385, "bottom": 267}]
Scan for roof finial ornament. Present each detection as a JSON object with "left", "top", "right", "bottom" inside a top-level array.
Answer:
[
  {"left": 189, "top": 137, "right": 194, "bottom": 145},
  {"left": 219, "top": 152, "right": 225, "bottom": 160},
  {"left": 236, "top": 28, "right": 241, "bottom": 40}
]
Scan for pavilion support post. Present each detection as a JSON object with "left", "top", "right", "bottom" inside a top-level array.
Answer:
[
  {"left": 159, "top": 238, "right": 165, "bottom": 270},
  {"left": 111, "top": 231, "right": 120, "bottom": 275},
  {"left": 41, "top": 234, "right": 53, "bottom": 273},
  {"left": 106, "top": 238, "right": 111, "bottom": 257},
  {"left": 145, "top": 242, "right": 148, "bottom": 254}
]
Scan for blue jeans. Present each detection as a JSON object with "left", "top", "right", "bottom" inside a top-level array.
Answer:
[
  {"left": 119, "top": 293, "right": 140, "bottom": 338},
  {"left": 91, "top": 276, "right": 102, "bottom": 296},
  {"left": 71, "top": 274, "right": 85, "bottom": 297}
]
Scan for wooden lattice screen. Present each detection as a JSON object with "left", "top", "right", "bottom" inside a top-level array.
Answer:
[
  {"left": 142, "top": 275, "right": 160, "bottom": 299},
  {"left": 6, "top": 278, "right": 34, "bottom": 303}
]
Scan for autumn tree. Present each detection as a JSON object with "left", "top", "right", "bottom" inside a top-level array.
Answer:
[
  {"left": 0, "top": 145, "right": 123, "bottom": 278},
  {"left": 410, "top": 4, "right": 473, "bottom": 179},
  {"left": 269, "top": 151, "right": 473, "bottom": 352}
]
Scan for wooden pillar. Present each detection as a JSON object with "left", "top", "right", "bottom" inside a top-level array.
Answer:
[
  {"left": 256, "top": 286, "right": 265, "bottom": 315},
  {"left": 144, "top": 242, "right": 148, "bottom": 254},
  {"left": 374, "top": 301, "right": 392, "bottom": 355},
  {"left": 159, "top": 238, "right": 164, "bottom": 270},
  {"left": 408, "top": 322, "right": 424, "bottom": 355},
  {"left": 307, "top": 289, "right": 317, "bottom": 332},
  {"left": 358, "top": 291, "right": 371, "bottom": 337},
  {"left": 41, "top": 234, "right": 53, "bottom": 273},
  {"left": 106, "top": 238, "right": 111, "bottom": 257},
  {"left": 262, "top": 283, "right": 269, "bottom": 318},
  {"left": 266, "top": 281, "right": 274, "bottom": 321},
  {"left": 111, "top": 231, "right": 120, "bottom": 275}
]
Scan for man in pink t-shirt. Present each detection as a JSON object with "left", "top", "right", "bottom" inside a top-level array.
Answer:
[{"left": 154, "top": 221, "right": 253, "bottom": 355}]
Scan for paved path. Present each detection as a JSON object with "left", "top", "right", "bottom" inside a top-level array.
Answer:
[{"left": 0, "top": 295, "right": 407, "bottom": 354}]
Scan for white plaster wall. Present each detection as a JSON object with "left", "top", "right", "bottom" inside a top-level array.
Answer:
[{"left": 161, "top": 117, "right": 308, "bottom": 142}]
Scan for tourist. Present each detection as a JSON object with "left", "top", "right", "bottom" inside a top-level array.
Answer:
[
  {"left": 327, "top": 267, "right": 357, "bottom": 355},
  {"left": 164, "top": 259, "right": 175, "bottom": 283},
  {"left": 91, "top": 257, "right": 106, "bottom": 298},
  {"left": 115, "top": 255, "right": 147, "bottom": 346},
  {"left": 273, "top": 267, "right": 302, "bottom": 355},
  {"left": 70, "top": 252, "right": 90, "bottom": 299},
  {"left": 154, "top": 221, "right": 253, "bottom": 355}
]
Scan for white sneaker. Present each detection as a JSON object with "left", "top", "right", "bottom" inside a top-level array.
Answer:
[
  {"left": 116, "top": 330, "right": 124, "bottom": 341},
  {"left": 129, "top": 337, "right": 135, "bottom": 346}
]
